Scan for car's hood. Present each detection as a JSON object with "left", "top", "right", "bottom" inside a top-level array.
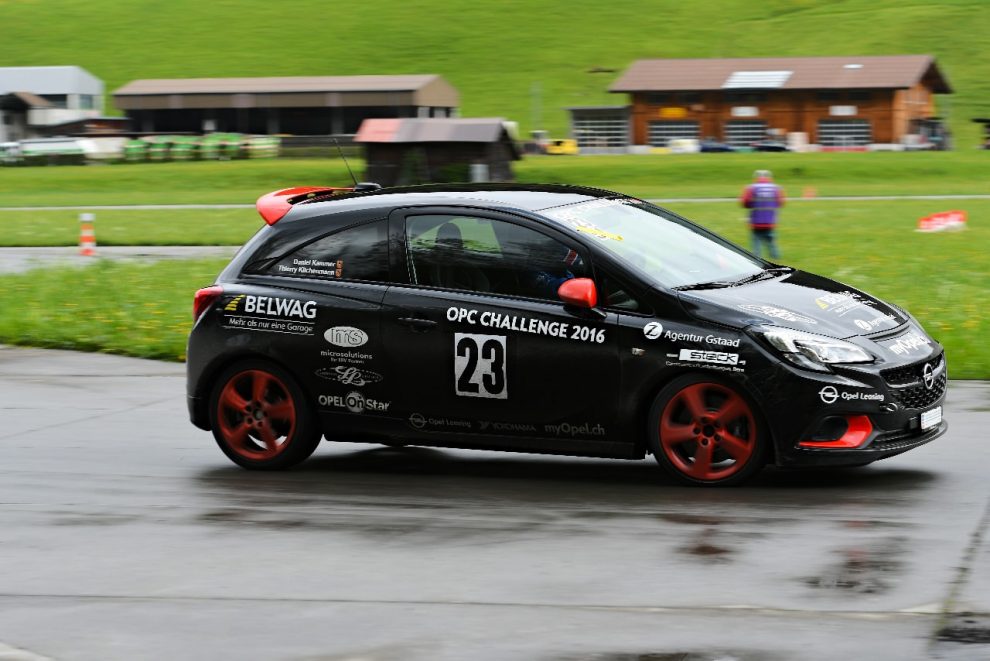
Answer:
[{"left": 675, "top": 269, "right": 908, "bottom": 339}]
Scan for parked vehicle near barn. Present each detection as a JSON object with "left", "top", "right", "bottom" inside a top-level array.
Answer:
[
  {"left": 545, "top": 139, "right": 579, "bottom": 155},
  {"left": 187, "top": 184, "right": 947, "bottom": 486}
]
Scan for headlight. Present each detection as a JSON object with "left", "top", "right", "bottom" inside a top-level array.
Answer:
[{"left": 757, "top": 327, "right": 874, "bottom": 371}]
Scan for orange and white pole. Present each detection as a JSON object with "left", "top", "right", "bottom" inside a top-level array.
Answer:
[{"left": 79, "top": 212, "right": 96, "bottom": 256}]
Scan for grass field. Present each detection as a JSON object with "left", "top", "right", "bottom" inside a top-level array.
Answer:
[
  {"left": 0, "top": 197, "right": 985, "bottom": 375},
  {"left": 0, "top": 208, "right": 260, "bottom": 246},
  {"left": 1, "top": 151, "right": 989, "bottom": 209},
  {"left": 0, "top": 258, "right": 228, "bottom": 362},
  {"left": 2, "top": 1, "right": 988, "bottom": 142},
  {"left": 666, "top": 199, "right": 989, "bottom": 376}
]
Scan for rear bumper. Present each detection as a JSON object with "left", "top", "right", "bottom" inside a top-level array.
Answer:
[{"left": 188, "top": 395, "right": 210, "bottom": 431}]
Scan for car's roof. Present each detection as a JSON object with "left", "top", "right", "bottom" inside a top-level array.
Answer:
[{"left": 284, "top": 183, "right": 628, "bottom": 222}]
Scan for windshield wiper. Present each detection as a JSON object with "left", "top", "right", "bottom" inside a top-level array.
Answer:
[
  {"left": 674, "top": 280, "right": 737, "bottom": 291},
  {"left": 675, "top": 267, "right": 792, "bottom": 291},
  {"left": 730, "top": 266, "right": 793, "bottom": 286}
]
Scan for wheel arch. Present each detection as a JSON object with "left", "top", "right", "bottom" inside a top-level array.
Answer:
[
  {"left": 633, "top": 368, "right": 778, "bottom": 464},
  {"left": 192, "top": 350, "right": 310, "bottom": 431}
]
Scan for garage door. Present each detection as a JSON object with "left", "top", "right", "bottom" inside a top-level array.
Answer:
[
  {"left": 648, "top": 121, "right": 699, "bottom": 147},
  {"left": 572, "top": 113, "right": 629, "bottom": 149},
  {"left": 818, "top": 120, "right": 872, "bottom": 146},
  {"left": 724, "top": 121, "right": 767, "bottom": 147}
]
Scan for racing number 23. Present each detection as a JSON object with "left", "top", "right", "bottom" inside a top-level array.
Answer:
[{"left": 454, "top": 333, "right": 507, "bottom": 399}]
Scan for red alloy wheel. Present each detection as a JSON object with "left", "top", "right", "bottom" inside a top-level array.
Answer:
[
  {"left": 216, "top": 369, "right": 297, "bottom": 461},
  {"left": 658, "top": 382, "right": 758, "bottom": 482}
]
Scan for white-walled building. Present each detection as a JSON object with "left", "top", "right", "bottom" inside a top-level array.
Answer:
[{"left": 0, "top": 66, "right": 104, "bottom": 141}]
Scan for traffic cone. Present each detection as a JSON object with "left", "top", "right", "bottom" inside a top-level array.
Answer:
[{"left": 79, "top": 213, "right": 96, "bottom": 256}]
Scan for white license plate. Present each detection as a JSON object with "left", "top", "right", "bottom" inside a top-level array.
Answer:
[{"left": 921, "top": 406, "right": 942, "bottom": 431}]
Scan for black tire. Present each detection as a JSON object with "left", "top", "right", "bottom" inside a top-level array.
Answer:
[
  {"left": 208, "top": 359, "right": 321, "bottom": 470},
  {"left": 647, "top": 373, "right": 769, "bottom": 486}
]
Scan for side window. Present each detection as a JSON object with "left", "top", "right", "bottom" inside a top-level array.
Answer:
[
  {"left": 267, "top": 220, "right": 388, "bottom": 282},
  {"left": 598, "top": 269, "right": 645, "bottom": 313},
  {"left": 405, "top": 214, "right": 586, "bottom": 301}
]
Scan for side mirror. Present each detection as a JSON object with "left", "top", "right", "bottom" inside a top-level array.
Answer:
[{"left": 557, "top": 277, "right": 598, "bottom": 309}]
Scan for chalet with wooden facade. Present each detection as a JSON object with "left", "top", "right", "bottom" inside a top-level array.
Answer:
[
  {"left": 599, "top": 55, "right": 951, "bottom": 149},
  {"left": 355, "top": 118, "right": 519, "bottom": 186}
]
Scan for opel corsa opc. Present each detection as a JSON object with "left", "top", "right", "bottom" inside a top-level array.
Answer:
[{"left": 186, "top": 184, "right": 947, "bottom": 486}]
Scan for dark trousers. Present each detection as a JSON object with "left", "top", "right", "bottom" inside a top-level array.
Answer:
[{"left": 751, "top": 226, "right": 779, "bottom": 260}]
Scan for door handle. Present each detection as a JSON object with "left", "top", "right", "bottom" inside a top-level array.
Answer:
[{"left": 397, "top": 316, "right": 438, "bottom": 331}]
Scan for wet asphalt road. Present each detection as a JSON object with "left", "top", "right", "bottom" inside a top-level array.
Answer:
[{"left": 1, "top": 346, "right": 989, "bottom": 661}]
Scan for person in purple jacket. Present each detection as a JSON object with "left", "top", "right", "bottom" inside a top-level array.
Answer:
[{"left": 740, "top": 169, "right": 785, "bottom": 259}]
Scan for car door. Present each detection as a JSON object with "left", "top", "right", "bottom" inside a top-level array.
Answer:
[
  {"left": 381, "top": 208, "right": 619, "bottom": 447},
  {"left": 240, "top": 218, "right": 395, "bottom": 434}
]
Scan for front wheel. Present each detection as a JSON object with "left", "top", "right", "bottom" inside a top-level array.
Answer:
[
  {"left": 209, "top": 360, "right": 321, "bottom": 470},
  {"left": 647, "top": 374, "right": 769, "bottom": 486}
]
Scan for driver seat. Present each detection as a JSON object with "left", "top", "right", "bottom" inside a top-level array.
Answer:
[{"left": 431, "top": 223, "right": 490, "bottom": 292}]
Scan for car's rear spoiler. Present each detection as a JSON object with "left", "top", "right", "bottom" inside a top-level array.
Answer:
[
  {"left": 256, "top": 183, "right": 383, "bottom": 224},
  {"left": 255, "top": 187, "right": 354, "bottom": 225}
]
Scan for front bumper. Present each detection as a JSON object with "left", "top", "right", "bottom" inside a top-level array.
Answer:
[
  {"left": 781, "top": 420, "right": 947, "bottom": 467},
  {"left": 763, "top": 351, "right": 948, "bottom": 468}
]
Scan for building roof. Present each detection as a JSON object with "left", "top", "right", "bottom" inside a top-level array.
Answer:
[
  {"left": 610, "top": 55, "right": 952, "bottom": 93},
  {"left": 355, "top": 118, "right": 512, "bottom": 144},
  {"left": 112, "top": 74, "right": 460, "bottom": 111},
  {"left": 0, "top": 66, "right": 103, "bottom": 95},
  {"left": 0, "top": 92, "right": 52, "bottom": 109},
  {"left": 114, "top": 74, "right": 450, "bottom": 96}
]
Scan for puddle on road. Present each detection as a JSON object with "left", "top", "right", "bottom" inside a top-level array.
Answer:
[
  {"left": 549, "top": 651, "right": 783, "bottom": 661},
  {"left": 802, "top": 535, "right": 908, "bottom": 594},
  {"left": 936, "top": 613, "right": 990, "bottom": 644},
  {"left": 659, "top": 513, "right": 727, "bottom": 526},
  {"left": 196, "top": 506, "right": 562, "bottom": 545},
  {"left": 931, "top": 613, "right": 990, "bottom": 659},
  {"left": 49, "top": 512, "right": 139, "bottom": 527},
  {"left": 678, "top": 527, "right": 733, "bottom": 562}
]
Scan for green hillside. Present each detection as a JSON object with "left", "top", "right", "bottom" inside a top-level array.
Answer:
[{"left": 1, "top": 0, "right": 988, "bottom": 142}]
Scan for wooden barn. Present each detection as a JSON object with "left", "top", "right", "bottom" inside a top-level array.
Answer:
[
  {"left": 355, "top": 118, "right": 520, "bottom": 186},
  {"left": 114, "top": 75, "right": 459, "bottom": 136},
  {"left": 603, "top": 55, "right": 952, "bottom": 149}
]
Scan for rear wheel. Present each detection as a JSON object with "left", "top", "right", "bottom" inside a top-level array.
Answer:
[
  {"left": 209, "top": 360, "right": 321, "bottom": 470},
  {"left": 648, "top": 374, "right": 768, "bottom": 486}
]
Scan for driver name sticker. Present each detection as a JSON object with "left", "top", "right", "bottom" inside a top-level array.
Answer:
[{"left": 454, "top": 333, "right": 507, "bottom": 399}]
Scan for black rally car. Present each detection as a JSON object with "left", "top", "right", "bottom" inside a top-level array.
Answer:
[{"left": 187, "top": 184, "right": 947, "bottom": 486}]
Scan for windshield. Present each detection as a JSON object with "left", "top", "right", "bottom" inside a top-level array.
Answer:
[{"left": 543, "top": 198, "right": 766, "bottom": 289}]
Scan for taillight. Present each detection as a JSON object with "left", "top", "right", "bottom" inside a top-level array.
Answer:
[{"left": 193, "top": 285, "right": 224, "bottom": 321}]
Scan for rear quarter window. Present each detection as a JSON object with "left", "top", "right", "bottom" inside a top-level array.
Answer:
[{"left": 264, "top": 220, "right": 388, "bottom": 282}]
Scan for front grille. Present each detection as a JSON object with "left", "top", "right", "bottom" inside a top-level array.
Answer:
[
  {"left": 882, "top": 353, "right": 946, "bottom": 410},
  {"left": 882, "top": 353, "right": 944, "bottom": 386},
  {"left": 891, "top": 372, "right": 946, "bottom": 409}
]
